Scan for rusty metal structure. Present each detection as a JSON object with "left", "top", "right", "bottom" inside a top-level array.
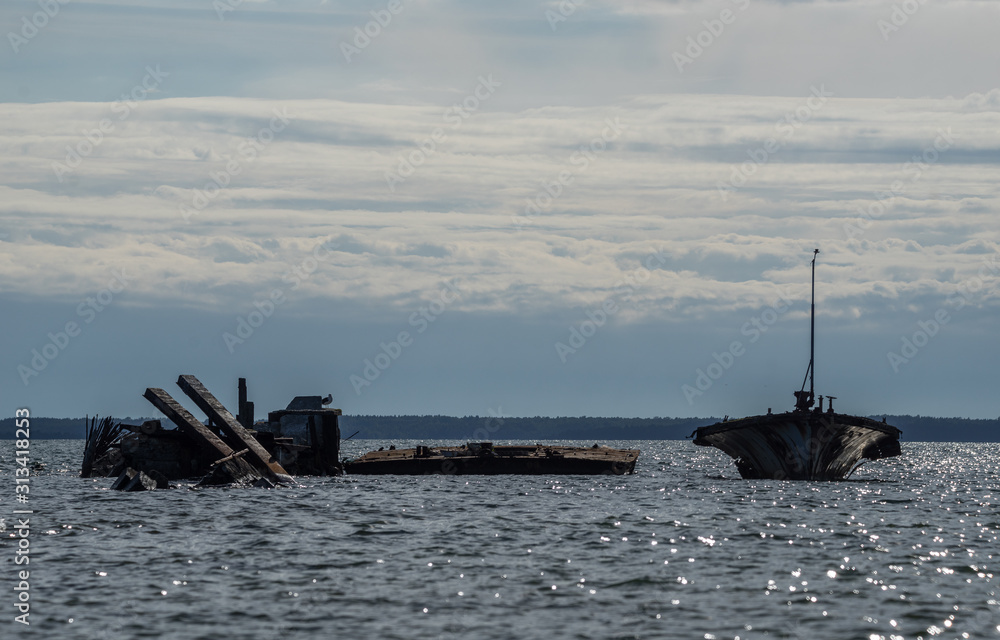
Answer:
[
  {"left": 83, "top": 375, "right": 640, "bottom": 487},
  {"left": 693, "top": 250, "right": 902, "bottom": 480},
  {"left": 254, "top": 395, "right": 341, "bottom": 476},
  {"left": 345, "top": 442, "right": 640, "bottom": 475},
  {"left": 83, "top": 375, "right": 341, "bottom": 489}
]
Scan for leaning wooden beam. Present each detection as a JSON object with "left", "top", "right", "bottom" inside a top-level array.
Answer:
[
  {"left": 175, "top": 375, "right": 293, "bottom": 484},
  {"left": 142, "top": 387, "right": 262, "bottom": 486},
  {"left": 210, "top": 448, "right": 249, "bottom": 467}
]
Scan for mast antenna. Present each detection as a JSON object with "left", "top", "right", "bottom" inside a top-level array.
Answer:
[{"left": 794, "top": 249, "right": 819, "bottom": 411}]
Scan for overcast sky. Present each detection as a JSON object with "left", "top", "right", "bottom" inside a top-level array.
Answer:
[{"left": 2, "top": 0, "right": 998, "bottom": 421}]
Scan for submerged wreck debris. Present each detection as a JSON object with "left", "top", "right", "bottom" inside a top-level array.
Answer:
[
  {"left": 85, "top": 375, "right": 343, "bottom": 490},
  {"left": 176, "top": 375, "right": 295, "bottom": 484},
  {"left": 692, "top": 249, "right": 902, "bottom": 480},
  {"left": 110, "top": 467, "right": 170, "bottom": 492},
  {"left": 143, "top": 386, "right": 273, "bottom": 487},
  {"left": 344, "top": 442, "right": 640, "bottom": 475},
  {"left": 81, "top": 415, "right": 126, "bottom": 478},
  {"left": 85, "top": 375, "right": 637, "bottom": 485}
]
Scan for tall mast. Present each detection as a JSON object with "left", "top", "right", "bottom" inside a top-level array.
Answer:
[
  {"left": 795, "top": 248, "right": 819, "bottom": 411},
  {"left": 809, "top": 248, "right": 818, "bottom": 400}
]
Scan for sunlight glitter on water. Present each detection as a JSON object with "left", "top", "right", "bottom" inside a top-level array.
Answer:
[{"left": 3, "top": 440, "right": 999, "bottom": 639}]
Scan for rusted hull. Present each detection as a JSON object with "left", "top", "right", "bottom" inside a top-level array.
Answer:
[
  {"left": 345, "top": 444, "right": 640, "bottom": 476},
  {"left": 693, "top": 412, "right": 901, "bottom": 480}
]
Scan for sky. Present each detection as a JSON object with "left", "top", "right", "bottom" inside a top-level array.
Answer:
[{"left": 1, "top": 0, "right": 998, "bottom": 421}]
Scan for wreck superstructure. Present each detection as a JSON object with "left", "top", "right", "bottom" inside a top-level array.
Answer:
[
  {"left": 693, "top": 249, "right": 902, "bottom": 480},
  {"left": 83, "top": 375, "right": 342, "bottom": 489},
  {"left": 83, "top": 375, "right": 638, "bottom": 488}
]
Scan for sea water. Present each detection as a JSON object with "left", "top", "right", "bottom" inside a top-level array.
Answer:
[{"left": 2, "top": 440, "right": 998, "bottom": 639}]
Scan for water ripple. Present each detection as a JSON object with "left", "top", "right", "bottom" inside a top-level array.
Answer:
[{"left": 6, "top": 440, "right": 1000, "bottom": 639}]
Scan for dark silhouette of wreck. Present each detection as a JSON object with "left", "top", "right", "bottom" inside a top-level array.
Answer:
[
  {"left": 344, "top": 442, "right": 639, "bottom": 475},
  {"left": 693, "top": 249, "right": 902, "bottom": 480},
  {"left": 82, "top": 375, "right": 341, "bottom": 490},
  {"left": 82, "top": 375, "right": 638, "bottom": 488}
]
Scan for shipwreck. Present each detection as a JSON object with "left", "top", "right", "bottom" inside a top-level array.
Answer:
[
  {"left": 82, "top": 374, "right": 640, "bottom": 488},
  {"left": 692, "top": 249, "right": 902, "bottom": 480},
  {"left": 82, "top": 375, "right": 342, "bottom": 490},
  {"left": 344, "top": 442, "right": 640, "bottom": 475}
]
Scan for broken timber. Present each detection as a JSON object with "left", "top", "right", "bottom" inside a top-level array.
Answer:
[
  {"left": 111, "top": 466, "right": 170, "bottom": 491},
  {"left": 176, "top": 374, "right": 293, "bottom": 484},
  {"left": 142, "top": 387, "right": 265, "bottom": 487}
]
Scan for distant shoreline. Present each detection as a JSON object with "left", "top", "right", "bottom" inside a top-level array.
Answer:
[{"left": 3, "top": 415, "right": 998, "bottom": 442}]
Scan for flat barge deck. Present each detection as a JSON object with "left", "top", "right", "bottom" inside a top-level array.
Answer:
[{"left": 344, "top": 443, "right": 640, "bottom": 475}]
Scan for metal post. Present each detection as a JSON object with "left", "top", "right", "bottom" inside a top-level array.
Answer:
[
  {"left": 794, "top": 248, "right": 820, "bottom": 412},
  {"left": 810, "top": 248, "right": 818, "bottom": 401}
]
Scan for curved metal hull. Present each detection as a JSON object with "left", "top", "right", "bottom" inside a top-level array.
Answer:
[{"left": 693, "top": 412, "right": 901, "bottom": 480}]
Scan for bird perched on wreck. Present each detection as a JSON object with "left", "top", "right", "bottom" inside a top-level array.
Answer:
[{"left": 321, "top": 394, "right": 333, "bottom": 406}]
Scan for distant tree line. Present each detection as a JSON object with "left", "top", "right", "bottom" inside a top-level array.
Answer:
[
  {"left": 338, "top": 415, "right": 713, "bottom": 441},
  {"left": 3, "top": 414, "right": 998, "bottom": 442}
]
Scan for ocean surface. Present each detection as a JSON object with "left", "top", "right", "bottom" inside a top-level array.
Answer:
[{"left": 2, "top": 439, "right": 998, "bottom": 640}]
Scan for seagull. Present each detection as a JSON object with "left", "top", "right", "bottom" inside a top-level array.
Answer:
[{"left": 321, "top": 394, "right": 333, "bottom": 406}]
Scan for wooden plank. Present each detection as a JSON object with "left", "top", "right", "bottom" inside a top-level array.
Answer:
[
  {"left": 143, "top": 388, "right": 235, "bottom": 459},
  {"left": 176, "top": 375, "right": 293, "bottom": 483},
  {"left": 143, "top": 387, "right": 263, "bottom": 486},
  {"left": 210, "top": 448, "right": 249, "bottom": 467}
]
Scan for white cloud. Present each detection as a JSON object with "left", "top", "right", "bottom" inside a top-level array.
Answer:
[{"left": 1, "top": 91, "right": 997, "bottom": 329}]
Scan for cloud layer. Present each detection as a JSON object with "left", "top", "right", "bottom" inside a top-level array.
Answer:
[
  {"left": 2, "top": 0, "right": 998, "bottom": 419},
  {"left": 2, "top": 91, "right": 998, "bottom": 325}
]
